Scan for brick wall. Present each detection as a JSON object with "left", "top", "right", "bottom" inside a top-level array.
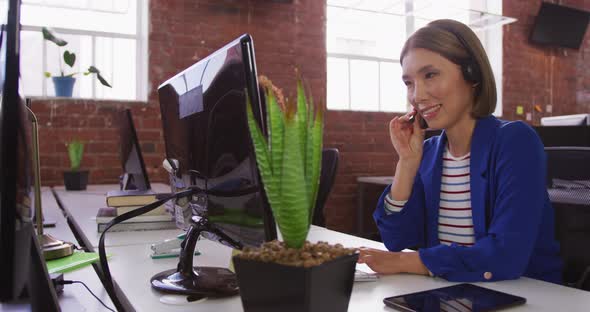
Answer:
[
  {"left": 323, "top": 111, "right": 397, "bottom": 232},
  {"left": 33, "top": 0, "right": 326, "bottom": 185},
  {"left": 502, "top": 0, "right": 590, "bottom": 123},
  {"left": 32, "top": 0, "right": 590, "bottom": 235}
]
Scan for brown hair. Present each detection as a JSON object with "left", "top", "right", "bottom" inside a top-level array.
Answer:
[{"left": 400, "top": 19, "right": 496, "bottom": 118}]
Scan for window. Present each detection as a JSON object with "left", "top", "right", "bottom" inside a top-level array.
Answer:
[
  {"left": 12, "top": 0, "right": 148, "bottom": 101},
  {"left": 327, "top": 0, "right": 509, "bottom": 115}
]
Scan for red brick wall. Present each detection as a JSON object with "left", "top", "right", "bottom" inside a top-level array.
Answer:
[
  {"left": 31, "top": 0, "right": 590, "bottom": 236},
  {"left": 502, "top": 0, "right": 590, "bottom": 122},
  {"left": 33, "top": 0, "right": 327, "bottom": 185},
  {"left": 323, "top": 111, "right": 397, "bottom": 232}
]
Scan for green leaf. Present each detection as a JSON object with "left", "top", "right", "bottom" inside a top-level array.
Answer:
[
  {"left": 279, "top": 112, "right": 310, "bottom": 249},
  {"left": 296, "top": 79, "right": 308, "bottom": 177},
  {"left": 67, "top": 140, "right": 84, "bottom": 171},
  {"left": 42, "top": 27, "right": 67, "bottom": 47},
  {"left": 308, "top": 106, "right": 323, "bottom": 223},
  {"left": 266, "top": 88, "right": 284, "bottom": 186},
  {"left": 44, "top": 72, "right": 51, "bottom": 78},
  {"left": 96, "top": 73, "right": 112, "bottom": 87},
  {"left": 86, "top": 66, "right": 112, "bottom": 87},
  {"left": 245, "top": 92, "right": 278, "bottom": 224},
  {"left": 63, "top": 51, "right": 76, "bottom": 68}
]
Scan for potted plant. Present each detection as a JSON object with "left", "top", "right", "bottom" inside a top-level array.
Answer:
[
  {"left": 233, "top": 77, "right": 358, "bottom": 312},
  {"left": 63, "top": 140, "right": 89, "bottom": 191},
  {"left": 42, "top": 27, "right": 111, "bottom": 97}
]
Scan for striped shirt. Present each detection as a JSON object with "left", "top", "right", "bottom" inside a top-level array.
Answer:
[{"left": 384, "top": 146, "right": 475, "bottom": 247}]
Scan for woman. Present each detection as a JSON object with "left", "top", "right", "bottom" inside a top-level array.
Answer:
[{"left": 358, "top": 19, "right": 562, "bottom": 284}]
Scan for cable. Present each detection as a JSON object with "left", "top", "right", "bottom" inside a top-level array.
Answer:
[{"left": 58, "top": 280, "right": 115, "bottom": 312}]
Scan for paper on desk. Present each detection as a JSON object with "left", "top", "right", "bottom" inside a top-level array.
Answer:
[{"left": 45, "top": 251, "right": 107, "bottom": 274}]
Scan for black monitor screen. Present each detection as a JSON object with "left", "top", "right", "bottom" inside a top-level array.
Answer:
[
  {"left": 119, "top": 109, "right": 151, "bottom": 191},
  {"left": 158, "top": 34, "right": 275, "bottom": 247},
  {"left": 0, "top": 0, "right": 34, "bottom": 301},
  {"left": 533, "top": 126, "right": 590, "bottom": 147},
  {"left": 530, "top": 2, "right": 590, "bottom": 49}
]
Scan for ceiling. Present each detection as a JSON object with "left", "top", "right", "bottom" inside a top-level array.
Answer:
[{"left": 326, "top": 0, "right": 517, "bottom": 32}]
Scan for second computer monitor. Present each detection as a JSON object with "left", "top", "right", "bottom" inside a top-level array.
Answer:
[{"left": 119, "top": 109, "right": 151, "bottom": 191}]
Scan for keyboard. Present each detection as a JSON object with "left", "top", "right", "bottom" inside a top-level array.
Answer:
[{"left": 354, "top": 270, "right": 379, "bottom": 282}]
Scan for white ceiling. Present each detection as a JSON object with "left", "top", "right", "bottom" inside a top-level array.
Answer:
[{"left": 326, "top": 0, "right": 517, "bottom": 32}]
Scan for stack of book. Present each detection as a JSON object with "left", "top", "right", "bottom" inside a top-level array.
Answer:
[{"left": 95, "top": 190, "right": 176, "bottom": 232}]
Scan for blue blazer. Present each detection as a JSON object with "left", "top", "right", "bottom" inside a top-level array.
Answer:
[{"left": 374, "top": 116, "right": 562, "bottom": 284}]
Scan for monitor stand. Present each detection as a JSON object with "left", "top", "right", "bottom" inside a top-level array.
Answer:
[
  {"left": 28, "top": 223, "right": 60, "bottom": 311},
  {"left": 150, "top": 216, "right": 243, "bottom": 298}
]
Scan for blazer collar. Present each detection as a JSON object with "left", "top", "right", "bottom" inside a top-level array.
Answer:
[{"left": 429, "top": 115, "right": 497, "bottom": 175}]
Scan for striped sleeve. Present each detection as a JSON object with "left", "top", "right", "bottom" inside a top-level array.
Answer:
[{"left": 384, "top": 194, "right": 407, "bottom": 214}]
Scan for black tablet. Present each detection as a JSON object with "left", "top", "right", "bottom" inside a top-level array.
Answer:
[{"left": 383, "top": 283, "right": 526, "bottom": 312}]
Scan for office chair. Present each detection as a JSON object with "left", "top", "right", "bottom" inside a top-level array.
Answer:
[
  {"left": 312, "top": 148, "right": 340, "bottom": 227},
  {"left": 545, "top": 147, "right": 590, "bottom": 290}
]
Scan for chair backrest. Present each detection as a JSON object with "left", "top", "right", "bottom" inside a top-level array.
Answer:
[
  {"left": 545, "top": 147, "right": 590, "bottom": 290},
  {"left": 312, "top": 148, "right": 339, "bottom": 227}
]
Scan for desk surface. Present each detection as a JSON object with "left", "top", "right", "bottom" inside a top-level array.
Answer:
[
  {"left": 357, "top": 176, "right": 393, "bottom": 185},
  {"left": 54, "top": 183, "right": 183, "bottom": 248},
  {"left": 54, "top": 184, "right": 590, "bottom": 311},
  {"left": 38, "top": 189, "right": 113, "bottom": 311}
]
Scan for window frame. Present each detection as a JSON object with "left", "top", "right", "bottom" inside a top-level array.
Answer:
[
  {"left": 326, "top": 1, "right": 503, "bottom": 115},
  {"left": 19, "top": 0, "right": 149, "bottom": 101},
  {"left": 328, "top": 53, "right": 404, "bottom": 112}
]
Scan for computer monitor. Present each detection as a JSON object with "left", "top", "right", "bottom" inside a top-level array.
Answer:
[
  {"left": 0, "top": 0, "right": 59, "bottom": 309},
  {"left": 118, "top": 109, "right": 151, "bottom": 191},
  {"left": 533, "top": 126, "right": 590, "bottom": 147},
  {"left": 541, "top": 114, "right": 590, "bottom": 126},
  {"left": 529, "top": 2, "right": 590, "bottom": 49},
  {"left": 152, "top": 34, "right": 276, "bottom": 297}
]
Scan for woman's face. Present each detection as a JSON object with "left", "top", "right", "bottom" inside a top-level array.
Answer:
[{"left": 401, "top": 48, "right": 475, "bottom": 130}]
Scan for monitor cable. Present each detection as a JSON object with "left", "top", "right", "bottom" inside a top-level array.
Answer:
[
  {"left": 98, "top": 186, "right": 262, "bottom": 311},
  {"left": 98, "top": 188, "right": 198, "bottom": 311},
  {"left": 55, "top": 279, "right": 115, "bottom": 312}
]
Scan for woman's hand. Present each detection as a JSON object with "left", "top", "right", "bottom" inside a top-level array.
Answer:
[
  {"left": 389, "top": 110, "right": 425, "bottom": 166},
  {"left": 357, "top": 248, "right": 430, "bottom": 276}
]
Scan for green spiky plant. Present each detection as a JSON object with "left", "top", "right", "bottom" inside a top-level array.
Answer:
[
  {"left": 42, "top": 27, "right": 111, "bottom": 87},
  {"left": 66, "top": 140, "right": 85, "bottom": 171},
  {"left": 246, "top": 77, "right": 323, "bottom": 249}
]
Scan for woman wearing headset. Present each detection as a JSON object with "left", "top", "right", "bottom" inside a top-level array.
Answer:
[{"left": 358, "top": 19, "right": 562, "bottom": 283}]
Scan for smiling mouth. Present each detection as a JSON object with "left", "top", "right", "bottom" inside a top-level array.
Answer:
[{"left": 420, "top": 104, "right": 442, "bottom": 116}]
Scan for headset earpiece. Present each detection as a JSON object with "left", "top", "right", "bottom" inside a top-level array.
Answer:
[
  {"left": 461, "top": 61, "right": 480, "bottom": 84},
  {"left": 431, "top": 23, "right": 482, "bottom": 86}
]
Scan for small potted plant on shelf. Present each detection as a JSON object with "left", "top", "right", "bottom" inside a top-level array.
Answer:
[
  {"left": 63, "top": 140, "right": 89, "bottom": 191},
  {"left": 42, "top": 27, "right": 111, "bottom": 97},
  {"left": 233, "top": 76, "right": 358, "bottom": 312}
]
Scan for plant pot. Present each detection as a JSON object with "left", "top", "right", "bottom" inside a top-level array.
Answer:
[
  {"left": 233, "top": 253, "right": 358, "bottom": 312},
  {"left": 52, "top": 76, "right": 76, "bottom": 97},
  {"left": 63, "top": 170, "right": 89, "bottom": 191}
]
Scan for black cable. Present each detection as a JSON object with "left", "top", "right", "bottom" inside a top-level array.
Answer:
[
  {"left": 98, "top": 189, "right": 197, "bottom": 311},
  {"left": 58, "top": 280, "right": 115, "bottom": 312}
]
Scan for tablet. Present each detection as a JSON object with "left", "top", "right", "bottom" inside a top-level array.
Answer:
[{"left": 383, "top": 283, "right": 526, "bottom": 312}]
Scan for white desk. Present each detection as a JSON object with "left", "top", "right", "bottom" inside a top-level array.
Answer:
[
  {"left": 53, "top": 183, "right": 183, "bottom": 249},
  {"left": 54, "top": 184, "right": 590, "bottom": 311},
  {"left": 12, "top": 189, "right": 114, "bottom": 311}
]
